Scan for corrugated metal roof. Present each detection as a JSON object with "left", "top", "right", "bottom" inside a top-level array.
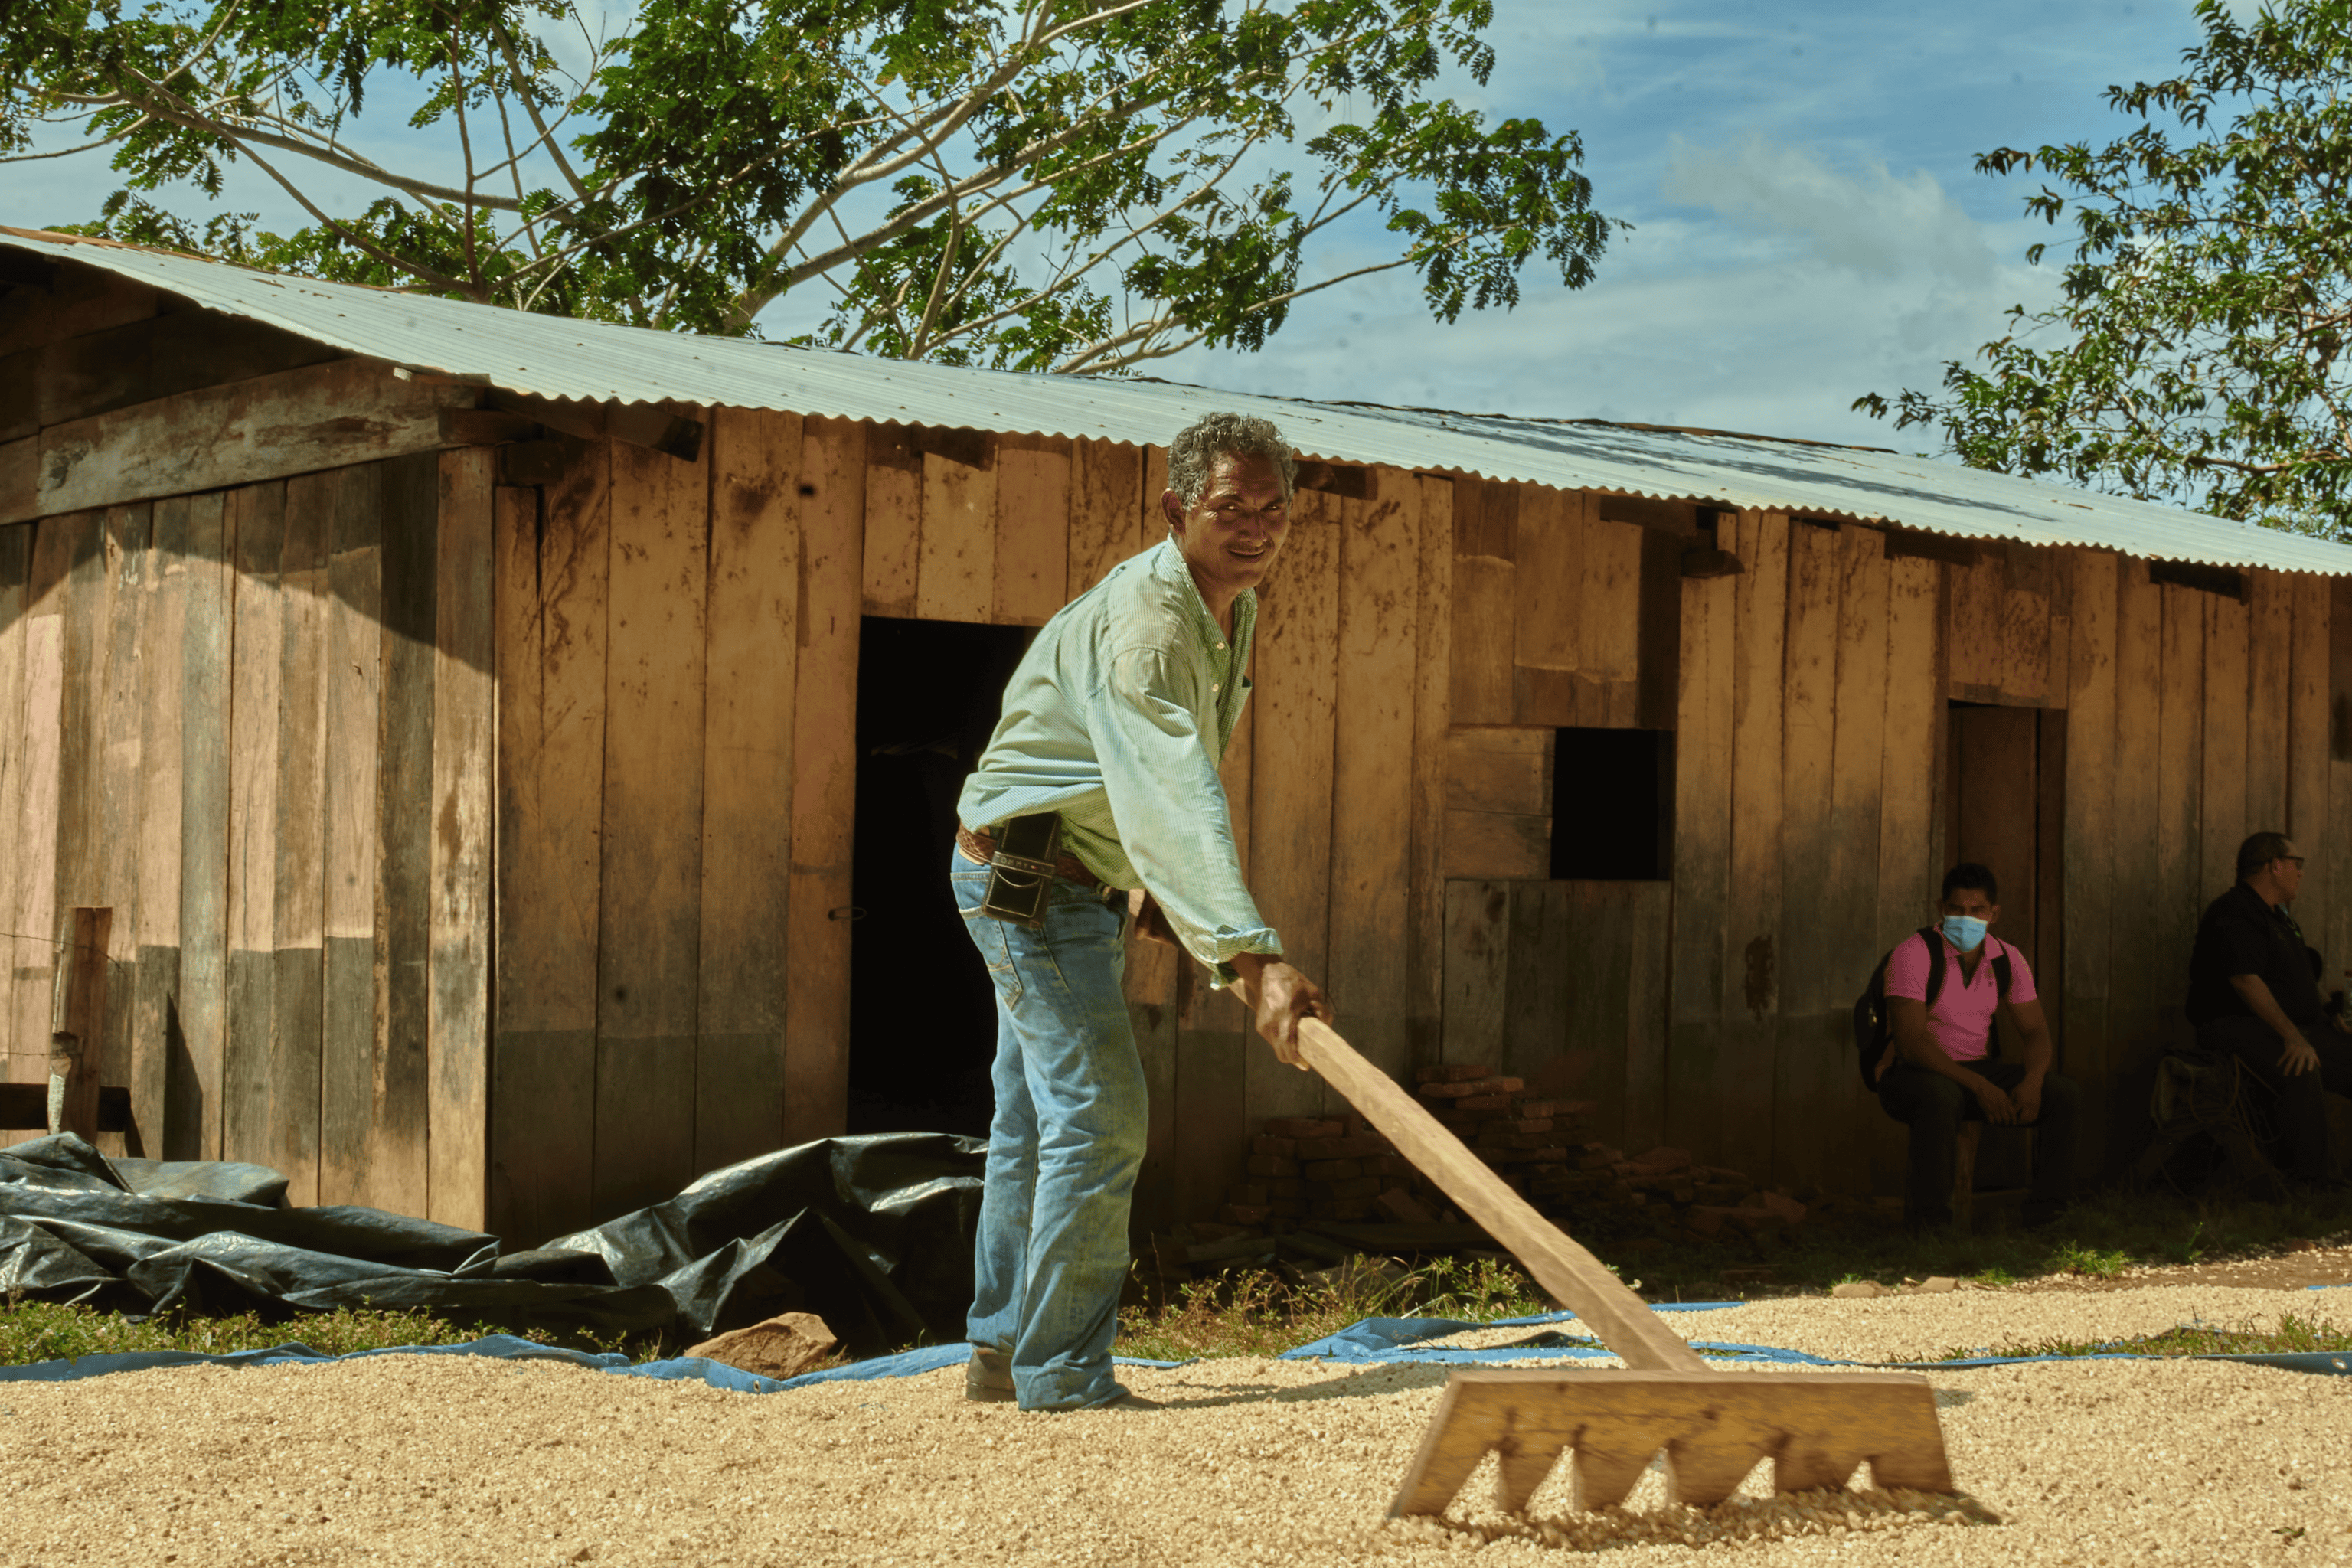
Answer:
[{"left": 11, "top": 224, "right": 2350, "bottom": 577}]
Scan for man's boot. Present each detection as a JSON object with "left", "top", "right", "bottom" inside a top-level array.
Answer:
[{"left": 965, "top": 1346, "right": 1015, "bottom": 1403}]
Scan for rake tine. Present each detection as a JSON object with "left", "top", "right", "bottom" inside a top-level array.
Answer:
[
  {"left": 1569, "top": 1442, "right": 1653, "bottom": 1512},
  {"left": 1664, "top": 1439, "right": 1762, "bottom": 1509},
  {"left": 1385, "top": 1369, "right": 1955, "bottom": 1517},
  {"left": 1772, "top": 1436, "right": 1873, "bottom": 1495},
  {"left": 1494, "top": 1431, "right": 1572, "bottom": 1514},
  {"left": 1862, "top": 1436, "right": 1961, "bottom": 1494},
  {"left": 1390, "top": 1377, "right": 1499, "bottom": 1517}
]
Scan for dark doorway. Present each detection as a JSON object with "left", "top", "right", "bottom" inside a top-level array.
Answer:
[
  {"left": 848, "top": 616, "right": 1031, "bottom": 1135},
  {"left": 1945, "top": 702, "right": 2068, "bottom": 1190},
  {"left": 1550, "top": 728, "right": 1674, "bottom": 880},
  {"left": 1944, "top": 704, "right": 2065, "bottom": 988}
]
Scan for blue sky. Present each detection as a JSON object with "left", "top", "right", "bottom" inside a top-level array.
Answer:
[
  {"left": 1168, "top": 0, "right": 2220, "bottom": 446},
  {"left": 11, "top": 0, "right": 2223, "bottom": 447}
]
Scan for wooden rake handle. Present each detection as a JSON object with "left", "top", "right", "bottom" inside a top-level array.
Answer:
[{"left": 1296, "top": 1018, "right": 1707, "bottom": 1373}]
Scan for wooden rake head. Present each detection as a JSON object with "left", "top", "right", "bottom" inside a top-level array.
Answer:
[{"left": 1390, "top": 1368, "right": 1955, "bottom": 1517}]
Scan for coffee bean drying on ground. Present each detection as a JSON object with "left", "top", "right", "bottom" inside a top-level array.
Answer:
[{"left": 2, "top": 1284, "right": 2344, "bottom": 1566}]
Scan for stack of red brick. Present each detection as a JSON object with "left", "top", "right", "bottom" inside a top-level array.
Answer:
[
  {"left": 1560, "top": 1145, "right": 1811, "bottom": 1244},
  {"left": 1222, "top": 1117, "right": 1416, "bottom": 1226},
  {"left": 1413, "top": 1063, "right": 1589, "bottom": 1207},
  {"left": 1215, "top": 1061, "right": 1814, "bottom": 1245}
]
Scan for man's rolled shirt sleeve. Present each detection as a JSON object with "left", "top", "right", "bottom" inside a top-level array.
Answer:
[{"left": 1093, "top": 646, "right": 1281, "bottom": 981}]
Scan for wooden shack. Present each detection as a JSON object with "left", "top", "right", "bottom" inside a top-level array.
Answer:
[{"left": 6, "top": 226, "right": 2350, "bottom": 1246}]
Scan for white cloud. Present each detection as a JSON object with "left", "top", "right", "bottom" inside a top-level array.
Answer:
[
  {"left": 1661, "top": 135, "right": 1993, "bottom": 289},
  {"left": 1168, "top": 132, "right": 2056, "bottom": 447}
]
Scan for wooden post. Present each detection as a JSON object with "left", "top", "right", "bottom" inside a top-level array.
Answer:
[{"left": 47, "top": 907, "right": 112, "bottom": 1139}]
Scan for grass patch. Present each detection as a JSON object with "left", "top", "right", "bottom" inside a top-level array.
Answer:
[
  {"left": 1631, "top": 1183, "right": 2352, "bottom": 1303},
  {"left": 1936, "top": 1311, "right": 2352, "bottom": 1363},
  {"left": 0, "top": 1297, "right": 626, "bottom": 1368},
  {"left": 1117, "top": 1254, "right": 1548, "bottom": 1361},
  {"left": 2046, "top": 1239, "right": 2132, "bottom": 1279}
]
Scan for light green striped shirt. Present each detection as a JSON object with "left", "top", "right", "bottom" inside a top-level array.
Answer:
[{"left": 957, "top": 536, "right": 1280, "bottom": 979}]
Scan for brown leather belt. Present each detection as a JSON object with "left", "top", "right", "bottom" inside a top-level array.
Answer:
[{"left": 957, "top": 823, "right": 1103, "bottom": 891}]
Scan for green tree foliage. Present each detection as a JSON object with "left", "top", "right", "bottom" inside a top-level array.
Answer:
[
  {"left": 3, "top": 0, "right": 1615, "bottom": 371},
  {"left": 1856, "top": 0, "right": 2352, "bottom": 534}
]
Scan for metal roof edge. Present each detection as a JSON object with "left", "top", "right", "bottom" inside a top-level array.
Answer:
[{"left": 8, "top": 226, "right": 2352, "bottom": 578}]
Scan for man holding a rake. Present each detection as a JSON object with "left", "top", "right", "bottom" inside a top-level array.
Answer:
[{"left": 951, "top": 411, "right": 1334, "bottom": 1411}]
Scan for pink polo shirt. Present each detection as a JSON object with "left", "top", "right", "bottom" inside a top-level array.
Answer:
[{"left": 1883, "top": 933, "right": 2037, "bottom": 1063}]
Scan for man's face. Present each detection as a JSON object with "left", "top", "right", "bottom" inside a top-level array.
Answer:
[
  {"left": 1167, "top": 452, "right": 1290, "bottom": 599},
  {"left": 1940, "top": 887, "right": 1998, "bottom": 926},
  {"left": 2270, "top": 842, "right": 2307, "bottom": 903}
]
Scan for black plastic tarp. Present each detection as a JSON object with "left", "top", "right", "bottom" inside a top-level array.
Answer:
[{"left": 0, "top": 1131, "right": 985, "bottom": 1356}]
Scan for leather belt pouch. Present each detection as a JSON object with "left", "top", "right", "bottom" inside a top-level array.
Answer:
[{"left": 978, "top": 813, "right": 1061, "bottom": 929}]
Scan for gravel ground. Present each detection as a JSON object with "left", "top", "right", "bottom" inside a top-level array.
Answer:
[
  {"left": 1425, "top": 1284, "right": 2352, "bottom": 1362},
  {"left": 2, "top": 1289, "right": 2348, "bottom": 1566},
  {"left": 2015, "top": 1244, "right": 2352, "bottom": 1294}
]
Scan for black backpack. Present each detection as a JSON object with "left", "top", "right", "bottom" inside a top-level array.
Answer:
[{"left": 1854, "top": 927, "right": 2013, "bottom": 1089}]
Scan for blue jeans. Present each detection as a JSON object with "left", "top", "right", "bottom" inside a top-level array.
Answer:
[{"left": 950, "top": 845, "right": 1147, "bottom": 1410}]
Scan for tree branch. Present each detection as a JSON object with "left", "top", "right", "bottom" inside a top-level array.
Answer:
[
  {"left": 490, "top": 83, "right": 544, "bottom": 261},
  {"left": 235, "top": 136, "right": 474, "bottom": 294},
  {"left": 923, "top": 122, "right": 1276, "bottom": 352},
  {"left": 1051, "top": 316, "right": 1167, "bottom": 372},
  {"left": 116, "top": 67, "right": 528, "bottom": 212},
  {"left": 740, "top": 93, "right": 1179, "bottom": 327},
  {"left": 492, "top": 18, "right": 595, "bottom": 210},
  {"left": 443, "top": 22, "right": 486, "bottom": 299},
  {"left": 0, "top": 117, "right": 153, "bottom": 162},
  {"left": 733, "top": 17, "right": 1207, "bottom": 325}
]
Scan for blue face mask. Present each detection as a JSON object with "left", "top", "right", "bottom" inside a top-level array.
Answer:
[{"left": 1942, "top": 914, "right": 1989, "bottom": 953}]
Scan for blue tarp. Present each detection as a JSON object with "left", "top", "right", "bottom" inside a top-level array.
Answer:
[
  {"left": 1274, "top": 1306, "right": 1842, "bottom": 1368},
  {"left": 5, "top": 1298, "right": 2350, "bottom": 1390},
  {"left": 0, "top": 1331, "right": 1191, "bottom": 1394},
  {"left": 766, "top": 1344, "right": 1189, "bottom": 1390}
]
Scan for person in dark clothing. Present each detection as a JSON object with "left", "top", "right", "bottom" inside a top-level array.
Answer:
[
  {"left": 2186, "top": 831, "right": 2352, "bottom": 1184},
  {"left": 1875, "top": 862, "right": 2079, "bottom": 1230}
]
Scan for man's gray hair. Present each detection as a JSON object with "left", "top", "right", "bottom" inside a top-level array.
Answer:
[{"left": 1166, "top": 413, "right": 1298, "bottom": 509}]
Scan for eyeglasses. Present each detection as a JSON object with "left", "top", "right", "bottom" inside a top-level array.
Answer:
[{"left": 2276, "top": 856, "right": 2308, "bottom": 869}]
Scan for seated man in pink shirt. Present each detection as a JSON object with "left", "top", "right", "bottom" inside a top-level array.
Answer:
[{"left": 1875, "top": 861, "right": 2079, "bottom": 1230}]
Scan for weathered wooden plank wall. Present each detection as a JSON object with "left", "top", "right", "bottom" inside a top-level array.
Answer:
[
  {"left": 318, "top": 465, "right": 383, "bottom": 1200},
  {"left": 274, "top": 472, "right": 332, "bottom": 1204},
  {"left": 8, "top": 518, "right": 76, "bottom": 1119},
  {"left": 1249, "top": 485, "right": 1340, "bottom": 1127},
  {"left": 132, "top": 495, "right": 189, "bottom": 1158},
  {"left": 2062, "top": 550, "right": 2118, "bottom": 1182},
  {"left": 7, "top": 275, "right": 2349, "bottom": 1236},
  {"left": 429, "top": 452, "right": 496, "bottom": 1229},
  {"left": 445, "top": 419, "right": 2352, "bottom": 1230},
  {"left": 698, "top": 410, "right": 802, "bottom": 1176},
  {"left": 1426, "top": 519, "right": 2341, "bottom": 1200},
  {"left": 593, "top": 436, "right": 710, "bottom": 1219},
  {"left": 1720, "top": 512, "right": 1788, "bottom": 1181},
  {"left": 1406, "top": 475, "right": 1457, "bottom": 1087},
  {"left": 0, "top": 449, "right": 495, "bottom": 1220},
  {"left": 783, "top": 417, "right": 862, "bottom": 1149},
  {"left": 483, "top": 414, "right": 863, "bottom": 1241},
  {"left": 1665, "top": 522, "right": 1736, "bottom": 1165},
  {"left": 0, "top": 524, "right": 35, "bottom": 1093},
  {"left": 1774, "top": 519, "right": 1842, "bottom": 1191},
  {"left": 1867, "top": 551, "right": 1942, "bottom": 1191}
]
